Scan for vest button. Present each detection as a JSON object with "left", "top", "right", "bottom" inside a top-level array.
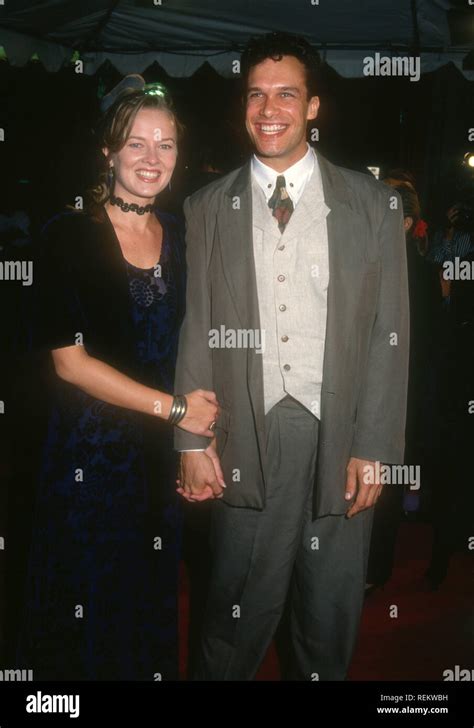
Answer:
[
  {"left": 278, "top": 245, "right": 285, "bottom": 251},
  {"left": 277, "top": 274, "right": 285, "bottom": 282},
  {"left": 283, "top": 364, "right": 291, "bottom": 371},
  {"left": 279, "top": 304, "right": 286, "bottom": 312},
  {"left": 281, "top": 335, "right": 289, "bottom": 342}
]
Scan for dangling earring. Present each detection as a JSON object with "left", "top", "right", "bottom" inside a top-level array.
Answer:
[
  {"left": 108, "top": 165, "right": 115, "bottom": 190},
  {"left": 168, "top": 180, "right": 172, "bottom": 192}
]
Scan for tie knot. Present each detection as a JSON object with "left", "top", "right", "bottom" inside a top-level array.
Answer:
[{"left": 268, "top": 174, "right": 294, "bottom": 233}]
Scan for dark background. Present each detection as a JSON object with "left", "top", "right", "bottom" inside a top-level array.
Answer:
[{"left": 1, "top": 58, "right": 473, "bottom": 226}]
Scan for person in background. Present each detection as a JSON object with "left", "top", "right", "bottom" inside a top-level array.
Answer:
[
  {"left": 16, "top": 76, "right": 220, "bottom": 680},
  {"left": 425, "top": 194, "right": 474, "bottom": 587},
  {"left": 366, "top": 177, "right": 439, "bottom": 593}
]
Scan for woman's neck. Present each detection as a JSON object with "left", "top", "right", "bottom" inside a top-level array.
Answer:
[{"left": 104, "top": 200, "right": 157, "bottom": 234}]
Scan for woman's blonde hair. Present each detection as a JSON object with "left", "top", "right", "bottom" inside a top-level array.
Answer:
[{"left": 90, "top": 87, "right": 183, "bottom": 207}]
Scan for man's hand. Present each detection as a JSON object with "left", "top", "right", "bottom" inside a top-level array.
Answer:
[
  {"left": 345, "top": 457, "right": 382, "bottom": 518},
  {"left": 176, "top": 445, "right": 225, "bottom": 502},
  {"left": 204, "top": 441, "right": 226, "bottom": 488}
]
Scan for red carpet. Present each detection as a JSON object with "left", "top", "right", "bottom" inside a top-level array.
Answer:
[{"left": 179, "top": 522, "right": 473, "bottom": 680}]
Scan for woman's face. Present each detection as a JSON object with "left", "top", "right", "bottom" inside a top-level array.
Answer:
[{"left": 106, "top": 107, "right": 178, "bottom": 203}]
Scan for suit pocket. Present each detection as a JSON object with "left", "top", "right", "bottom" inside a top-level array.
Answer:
[{"left": 354, "top": 261, "right": 380, "bottom": 318}]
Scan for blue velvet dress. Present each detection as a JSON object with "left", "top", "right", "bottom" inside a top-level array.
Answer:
[{"left": 17, "top": 212, "right": 184, "bottom": 680}]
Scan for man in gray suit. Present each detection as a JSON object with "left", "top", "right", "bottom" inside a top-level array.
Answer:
[{"left": 174, "top": 32, "right": 409, "bottom": 680}]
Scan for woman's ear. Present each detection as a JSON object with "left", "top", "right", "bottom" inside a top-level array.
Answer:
[
  {"left": 404, "top": 216, "right": 414, "bottom": 233},
  {"left": 102, "top": 147, "right": 112, "bottom": 166}
]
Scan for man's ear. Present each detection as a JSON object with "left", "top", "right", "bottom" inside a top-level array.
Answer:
[
  {"left": 307, "top": 96, "right": 320, "bottom": 121},
  {"left": 404, "top": 216, "right": 414, "bottom": 233}
]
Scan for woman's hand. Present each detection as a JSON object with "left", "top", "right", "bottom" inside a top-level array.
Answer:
[{"left": 177, "top": 389, "right": 220, "bottom": 437}]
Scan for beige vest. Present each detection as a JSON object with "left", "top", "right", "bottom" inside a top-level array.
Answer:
[{"left": 251, "top": 165, "right": 330, "bottom": 417}]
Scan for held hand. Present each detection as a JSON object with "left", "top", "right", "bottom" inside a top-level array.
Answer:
[
  {"left": 177, "top": 389, "right": 220, "bottom": 437},
  {"left": 176, "top": 450, "right": 224, "bottom": 503},
  {"left": 345, "top": 457, "right": 383, "bottom": 518}
]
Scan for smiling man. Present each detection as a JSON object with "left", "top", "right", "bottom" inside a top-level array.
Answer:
[
  {"left": 174, "top": 32, "right": 409, "bottom": 680},
  {"left": 245, "top": 54, "right": 319, "bottom": 169}
]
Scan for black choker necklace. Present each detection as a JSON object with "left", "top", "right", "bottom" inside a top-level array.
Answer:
[{"left": 110, "top": 195, "right": 154, "bottom": 215}]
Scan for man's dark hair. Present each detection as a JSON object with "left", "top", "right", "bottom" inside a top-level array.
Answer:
[{"left": 240, "top": 32, "right": 321, "bottom": 100}]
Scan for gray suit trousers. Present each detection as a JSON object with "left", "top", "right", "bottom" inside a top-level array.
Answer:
[{"left": 193, "top": 395, "right": 373, "bottom": 680}]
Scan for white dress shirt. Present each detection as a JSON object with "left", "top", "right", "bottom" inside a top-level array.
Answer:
[{"left": 251, "top": 143, "right": 315, "bottom": 206}]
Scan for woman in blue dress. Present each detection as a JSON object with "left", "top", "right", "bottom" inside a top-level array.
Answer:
[{"left": 17, "top": 79, "right": 220, "bottom": 680}]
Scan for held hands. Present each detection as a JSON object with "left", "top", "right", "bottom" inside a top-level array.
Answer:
[
  {"left": 176, "top": 441, "right": 226, "bottom": 503},
  {"left": 177, "top": 450, "right": 383, "bottom": 511},
  {"left": 345, "top": 457, "right": 383, "bottom": 518},
  {"left": 177, "top": 389, "right": 220, "bottom": 437}
]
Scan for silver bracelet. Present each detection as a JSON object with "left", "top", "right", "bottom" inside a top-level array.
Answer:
[{"left": 168, "top": 394, "right": 188, "bottom": 425}]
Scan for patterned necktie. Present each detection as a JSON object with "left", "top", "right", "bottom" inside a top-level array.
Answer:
[{"left": 268, "top": 175, "right": 294, "bottom": 233}]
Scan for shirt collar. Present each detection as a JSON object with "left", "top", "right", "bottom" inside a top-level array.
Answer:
[{"left": 251, "top": 143, "right": 316, "bottom": 205}]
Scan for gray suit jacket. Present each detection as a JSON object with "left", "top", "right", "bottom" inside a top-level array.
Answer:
[{"left": 174, "top": 151, "right": 409, "bottom": 518}]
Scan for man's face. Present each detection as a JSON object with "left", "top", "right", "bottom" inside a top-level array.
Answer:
[{"left": 245, "top": 55, "right": 319, "bottom": 171}]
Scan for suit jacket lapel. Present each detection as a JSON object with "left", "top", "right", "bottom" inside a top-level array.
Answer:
[
  {"left": 218, "top": 162, "right": 258, "bottom": 329},
  {"left": 219, "top": 163, "right": 266, "bottom": 451},
  {"left": 316, "top": 151, "right": 367, "bottom": 406}
]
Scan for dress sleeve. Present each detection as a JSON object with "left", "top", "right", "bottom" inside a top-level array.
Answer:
[{"left": 33, "top": 214, "right": 87, "bottom": 351}]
